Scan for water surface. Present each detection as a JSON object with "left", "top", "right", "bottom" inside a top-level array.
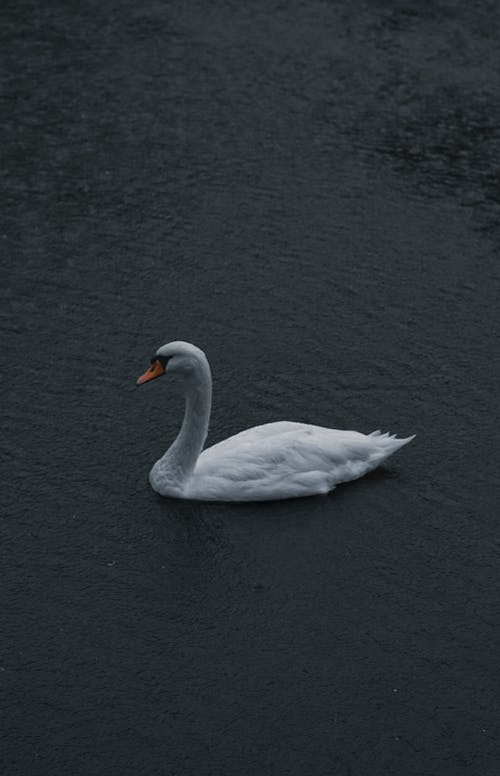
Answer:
[{"left": 2, "top": 1, "right": 500, "bottom": 774}]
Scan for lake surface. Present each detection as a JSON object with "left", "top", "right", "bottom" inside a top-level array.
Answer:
[{"left": 2, "top": 1, "right": 500, "bottom": 774}]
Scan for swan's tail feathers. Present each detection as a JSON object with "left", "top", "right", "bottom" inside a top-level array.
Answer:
[{"left": 370, "top": 431, "right": 416, "bottom": 462}]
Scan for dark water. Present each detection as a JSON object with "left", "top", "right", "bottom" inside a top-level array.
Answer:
[{"left": 2, "top": 1, "right": 500, "bottom": 773}]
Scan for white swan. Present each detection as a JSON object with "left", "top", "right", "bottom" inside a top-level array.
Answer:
[{"left": 136, "top": 341, "right": 414, "bottom": 502}]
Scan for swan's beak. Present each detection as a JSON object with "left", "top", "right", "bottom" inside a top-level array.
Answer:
[{"left": 136, "top": 359, "right": 166, "bottom": 385}]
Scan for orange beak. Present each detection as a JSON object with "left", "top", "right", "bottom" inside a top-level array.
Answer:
[{"left": 136, "top": 358, "right": 166, "bottom": 385}]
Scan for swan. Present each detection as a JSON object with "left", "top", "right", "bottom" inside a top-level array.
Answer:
[{"left": 136, "top": 341, "right": 414, "bottom": 501}]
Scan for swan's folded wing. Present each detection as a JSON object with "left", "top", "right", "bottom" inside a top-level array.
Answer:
[
  {"left": 195, "top": 423, "right": 374, "bottom": 481},
  {"left": 187, "top": 424, "right": 411, "bottom": 501}
]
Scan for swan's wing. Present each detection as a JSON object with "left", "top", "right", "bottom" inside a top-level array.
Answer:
[
  {"left": 196, "top": 423, "right": 374, "bottom": 479},
  {"left": 188, "top": 423, "right": 412, "bottom": 501},
  {"left": 199, "top": 422, "right": 323, "bottom": 466}
]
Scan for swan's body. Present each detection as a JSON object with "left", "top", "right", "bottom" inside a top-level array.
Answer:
[{"left": 137, "top": 341, "right": 414, "bottom": 502}]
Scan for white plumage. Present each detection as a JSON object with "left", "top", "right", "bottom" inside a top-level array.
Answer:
[{"left": 136, "top": 341, "right": 414, "bottom": 502}]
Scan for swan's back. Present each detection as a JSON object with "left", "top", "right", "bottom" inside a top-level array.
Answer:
[{"left": 185, "top": 422, "right": 414, "bottom": 501}]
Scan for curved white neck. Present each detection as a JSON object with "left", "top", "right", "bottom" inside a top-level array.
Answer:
[{"left": 159, "top": 360, "right": 212, "bottom": 484}]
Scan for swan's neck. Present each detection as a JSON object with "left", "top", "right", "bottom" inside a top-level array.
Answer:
[{"left": 157, "top": 361, "right": 212, "bottom": 488}]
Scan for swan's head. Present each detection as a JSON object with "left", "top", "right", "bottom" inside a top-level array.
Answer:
[{"left": 136, "top": 341, "right": 208, "bottom": 385}]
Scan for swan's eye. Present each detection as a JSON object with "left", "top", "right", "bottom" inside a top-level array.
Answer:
[{"left": 150, "top": 355, "right": 168, "bottom": 368}]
